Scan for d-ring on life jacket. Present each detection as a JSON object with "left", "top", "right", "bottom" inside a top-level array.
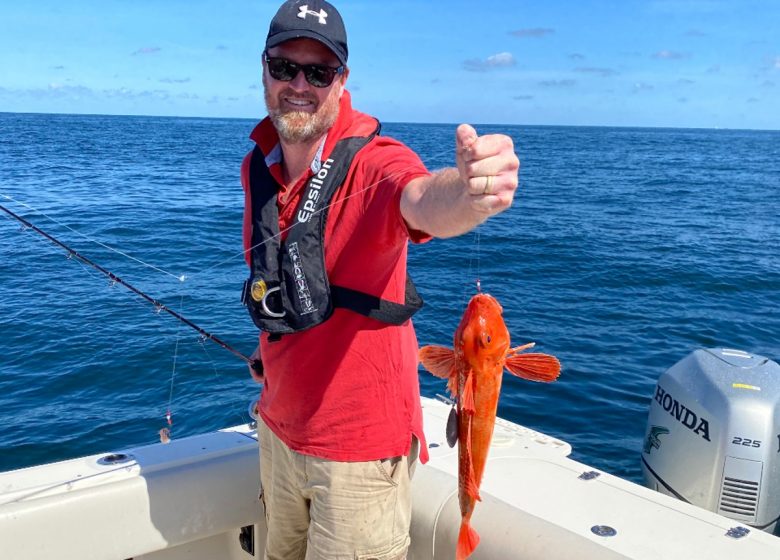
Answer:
[{"left": 242, "top": 121, "right": 423, "bottom": 336}]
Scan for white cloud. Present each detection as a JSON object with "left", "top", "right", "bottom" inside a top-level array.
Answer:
[
  {"left": 487, "top": 52, "right": 515, "bottom": 67},
  {"left": 462, "top": 52, "right": 516, "bottom": 72}
]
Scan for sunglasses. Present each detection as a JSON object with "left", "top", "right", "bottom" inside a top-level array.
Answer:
[{"left": 264, "top": 54, "right": 345, "bottom": 88}]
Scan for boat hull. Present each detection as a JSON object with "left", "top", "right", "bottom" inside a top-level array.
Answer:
[{"left": 1, "top": 397, "right": 778, "bottom": 559}]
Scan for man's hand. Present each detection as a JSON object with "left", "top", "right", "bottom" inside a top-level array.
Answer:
[
  {"left": 401, "top": 124, "right": 520, "bottom": 238},
  {"left": 455, "top": 124, "right": 519, "bottom": 216},
  {"left": 249, "top": 345, "right": 264, "bottom": 383}
]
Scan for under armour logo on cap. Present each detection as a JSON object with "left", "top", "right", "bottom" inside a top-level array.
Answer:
[
  {"left": 266, "top": 0, "right": 348, "bottom": 66},
  {"left": 298, "top": 4, "right": 328, "bottom": 24}
]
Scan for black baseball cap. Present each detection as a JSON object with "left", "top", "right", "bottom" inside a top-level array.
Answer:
[{"left": 265, "top": 1, "right": 348, "bottom": 66}]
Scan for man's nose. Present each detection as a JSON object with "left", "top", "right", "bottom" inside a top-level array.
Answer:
[{"left": 288, "top": 69, "right": 310, "bottom": 91}]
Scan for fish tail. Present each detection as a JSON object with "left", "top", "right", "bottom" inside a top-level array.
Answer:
[{"left": 456, "top": 520, "right": 480, "bottom": 560}]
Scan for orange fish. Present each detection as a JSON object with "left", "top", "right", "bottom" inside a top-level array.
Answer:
[{"left": 419, "top": 293, "right": 561, "bottom": 560}]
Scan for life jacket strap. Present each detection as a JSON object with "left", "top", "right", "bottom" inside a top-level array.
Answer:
[{"left": 331, "top": 274, "right": 423, "bottom": 326}]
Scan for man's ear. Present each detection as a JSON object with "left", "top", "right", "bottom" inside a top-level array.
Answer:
[{"left": 339, "top": 67, "right": 350, "bottom": 92}]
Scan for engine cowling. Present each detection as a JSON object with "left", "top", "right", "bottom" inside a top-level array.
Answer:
[{"left": 641, "top": 348, "right": 780, "bottom": 534}]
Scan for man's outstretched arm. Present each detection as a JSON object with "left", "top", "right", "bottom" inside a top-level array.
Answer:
[{"left": 401, "top": 124, "right": 520, "bottom": 238}]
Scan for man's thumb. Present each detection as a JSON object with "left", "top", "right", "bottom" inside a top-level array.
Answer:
[{"left": 456, "top": 124, "right": 477, "bottom": 153}]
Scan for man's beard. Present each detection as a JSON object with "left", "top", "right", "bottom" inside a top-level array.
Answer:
[{"left": 264, "top": 75, "right": 341, "bottom": 144}]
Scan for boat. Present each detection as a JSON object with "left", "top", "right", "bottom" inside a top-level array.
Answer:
[{"left": 2, "top": 362, "right": 780, "bottom": 559}]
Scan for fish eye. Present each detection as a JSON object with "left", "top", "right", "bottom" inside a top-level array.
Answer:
[{"left": 485, "top": 334, "right": 491, "bottom": 344}]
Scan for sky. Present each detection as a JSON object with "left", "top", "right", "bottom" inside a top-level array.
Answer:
[{"left": 1, "top": 0, "right": 778, "bottom": 129}]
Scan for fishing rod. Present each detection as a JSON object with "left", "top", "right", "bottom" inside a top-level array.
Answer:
[{"left": 0, "top": 203, "right": 262, "bottom": 374}]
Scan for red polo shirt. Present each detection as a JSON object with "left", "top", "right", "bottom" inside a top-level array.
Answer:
[{"left": 241, "top": 91, "right": 430, "bottom": 463}]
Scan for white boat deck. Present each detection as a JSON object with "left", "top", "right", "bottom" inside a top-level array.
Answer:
[{"left": 0, "top": 396, "right": 778, "bottom": 559}]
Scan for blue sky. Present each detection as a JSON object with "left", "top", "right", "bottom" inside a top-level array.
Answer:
[{"left": 1, "top": 0, "right": 778, "bottom": 129}]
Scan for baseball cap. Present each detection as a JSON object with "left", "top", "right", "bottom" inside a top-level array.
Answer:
[{"left": 265, "top": 1, "right": 348, "bottom": 66}]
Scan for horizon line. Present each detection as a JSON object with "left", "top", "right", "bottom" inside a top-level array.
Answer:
[{"left": 1, "top": 110, "right": 778, "bottom": 134}]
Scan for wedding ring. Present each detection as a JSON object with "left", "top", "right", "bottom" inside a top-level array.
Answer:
[{"left": 483, "top": 175, "right": 494, "bottom": 195}]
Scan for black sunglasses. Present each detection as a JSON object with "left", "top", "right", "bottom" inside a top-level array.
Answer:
[{"left": 264, "top": 53, "right": 345, "bottom": 88}]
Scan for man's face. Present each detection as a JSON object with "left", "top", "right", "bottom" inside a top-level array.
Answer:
[{"left": 263, "top": 38, "right": 348, "bottom": 144}]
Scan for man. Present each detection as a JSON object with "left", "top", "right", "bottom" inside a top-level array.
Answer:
[{"left": 241, "top": 1, "right": 519, "bottom": 558}]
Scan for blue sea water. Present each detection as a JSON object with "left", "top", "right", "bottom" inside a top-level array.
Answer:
[{"left": 1, "top": 112, "right": 778, "bottom": 484}]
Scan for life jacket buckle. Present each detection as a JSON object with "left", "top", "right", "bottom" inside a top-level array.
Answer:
[{"left": 260, "top": 286, "right": 286, "bottom": 318}]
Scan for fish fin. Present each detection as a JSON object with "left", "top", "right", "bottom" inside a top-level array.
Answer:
[
  {"left": 505, "top": 353, "right": 561, "bottom": 382},
  {"left": 461, "top": 369, "right": 476, "bottom": 414},
  {"left": 463, "top": 421, "right": 481, "bottom": 501},
  {"left": 419, "top": 345, "right": 456, "bottom": 380},
  {"left": 465, "top": 464, "right": 482, "bottom": 502},
  {"left": 509, "top": 342, "right": 535, "bottom": 354},
  {"left": 456, "top": 520, "right": 480, "bottom": 560},
  {"left": 447, "top": 375, "right": 458, "bottom": 399}
]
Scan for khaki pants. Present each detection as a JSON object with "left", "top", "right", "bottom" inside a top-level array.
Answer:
[{"left": 258, "top": 420, "right": 418, "bottom": 560}]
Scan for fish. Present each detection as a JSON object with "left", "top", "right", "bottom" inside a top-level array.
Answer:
[{"left": 419, "top": 293, "right": 561, "bottom": 560}]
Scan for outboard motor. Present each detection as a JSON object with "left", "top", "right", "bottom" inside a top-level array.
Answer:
[{"left": 641, "top": 348, "right": 780, "bottom": 534}]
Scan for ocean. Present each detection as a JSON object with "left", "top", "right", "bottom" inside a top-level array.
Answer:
[{"left": 1, "top": 112, "right": 778, "bottom": 484}]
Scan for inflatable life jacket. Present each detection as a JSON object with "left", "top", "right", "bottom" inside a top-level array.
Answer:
[{"left": 242, "top": 122, "right": 423, "bottom": 336}]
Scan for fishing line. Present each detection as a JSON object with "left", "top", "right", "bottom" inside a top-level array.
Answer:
[
  {"left": 2, "top": 201, "right": 255, "bottom": 439},
  {"left": 7, "top": 210, "right": 176, "bottom": 336},
  {"left": 0, "top": 192, "right": 186, "bottom": 283},
  {"left": 194, "top": 144, "right": 458, "bottom": 277},
  {"left": 3, "top": 140, "right": 463, "bottom": 374},
  {"left": 4, "top": 135, "right": 462, "bottom": 290},
  {"left": 1, "top": 139, "right": 454, "bottom": 368},
  {"left": 197, "top": 340, "right": 250, "bottom": 426},
  {"left": 165, "top": 293, "right": 186, "bottom": 430},
  {"left": 198, "top": 335, "right": 224, "bottom": 380},
  {"left": 0, "top": 202, "right": 259, "bottom": 370},
  {"left": 461, "top": 227, "right": 484, "bottom": 308},
  {"left": 7, "top": 217, "right": 193, "bottom": 438},
  {"left": 2, "top": 137, "right": 473, "bottom": 446},
  {"left": 475, "top": 227, "right": 482, "bottom": 292}
]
